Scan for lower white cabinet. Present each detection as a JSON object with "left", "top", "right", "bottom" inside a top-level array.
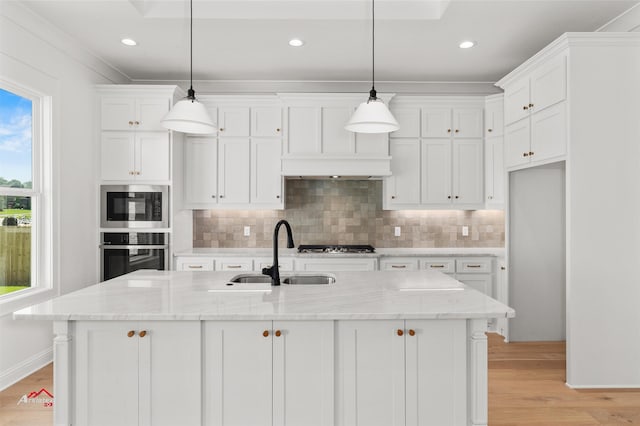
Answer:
[
  {"left": 204, "top": 320, "right": 334, "bottom": 426},
  {"left": 214, "top": 257, "right": 253, "bottom": 271},
  {"left": 379, "top": 258, "right": 419, "bottom": 271},
  {"left": 74, "top": 321, "right": 201, "bottom": 426},
  {"left": 337, "top": 320, "right": 467, "bottom": 426},
  {"left": 456, "top": 274, "right": 492, "bottom": 297},
  {"left": 175, "top": 257, "right": 215, "bottom": 271},
  {"left": 294, "top": 257, "right": 378, "bottom": 271},
  {"left": 254, "top": 257, "right": 295, "bottom": 272}
]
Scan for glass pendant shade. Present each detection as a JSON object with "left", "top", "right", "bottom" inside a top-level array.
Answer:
[
  {"left": 345, "top": 98, "right": 399, "bottom": 133},
  {"left": 161, "top": 96, "right": 216, "bottom": 135}
]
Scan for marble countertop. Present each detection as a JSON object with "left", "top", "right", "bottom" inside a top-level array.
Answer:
[
  {"left": 14, "top": 270, "right": 514, "bottom": 321},
  {"left": 175, "top": 247, "right": 505, "bottom": 258}
]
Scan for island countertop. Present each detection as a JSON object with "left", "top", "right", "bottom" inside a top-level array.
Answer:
[{"left": 14, "top": 269, "right": 514, "bottom": 321}]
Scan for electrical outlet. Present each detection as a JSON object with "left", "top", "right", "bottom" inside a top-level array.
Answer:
[
  {"left": 462, "top": 226, "right": 469, "bottom": 237},
  {"left": 244, "top": 226, "right": 251, "bottom": 237},
  {"left": 394, "top": 226, "right": 401, "bottom": 237}
]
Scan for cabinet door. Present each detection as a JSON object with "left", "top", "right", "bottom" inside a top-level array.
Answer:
[
  {"left": 530, "top": 55, "right": 566, "bottom": 114},
  {"left": 175, "top": 256, "right": 215, "bottom": 271},
  {"left": 251, "top": 139, "right": 283, "bottom": 204},
  {"left": 138, "top": 321, "right": 201, "bottom": 426},
  {"left": 485, "top": 136, "right": 505, "bottom": 205},
  {"left": 136, "top": 132, "right": 170, "bottom": 181},
  {"left": 387, "top": 139, "right": 421, "bottom": 205},
  {"left": 286, "top": 107, "right": 320, "bottom": 154},
  {"left": 218, "top": 138, "right": 250, "bottom": 204},
  {"left": 390, "top": 107, "right": 421, "bottom": 138},
  {"left": 218, "top": 107, "right": 250, "bottom": 136},
  {"left": 457, "top": 274, "right": 492, "bottom": 297},
  {"left": 101, "top": 132, "right": 135, "bottom": 180},
  {"left": 452, "top": 108, "right": 483, "bottom": 138},
  {"left": 452, "top": 139, "right": 484, "bottom": 205},
  {"left": 338, "top": 320, "right": 405, "bottom": 426},
  {"left": 405, "top": 320, "right": 467, "bottom": 426},
  {"left": 530, "top": 102, "right": 566, "bottom": 162},
  {"left": 251, "top": 107, "right": 282, "bottom": 137},
  {"left": 294, "top": 258, "right": 377, "bottom": 271},
  {"left": 322, "top": 107, "right": 354, "bottom": 154},
  {"left": 184, "top": 137, "right": 218, "bottom": 204},
  {"left": 205, "top": 321, "right": 273, "bottom": 426},
  {"left": 75, "top": 322, "right": 140, "bottom": 426},
  {"left": 484, "top": 98, "right": 504, "bottom": 137},
  {"left": 214, "top": 257, "right": 253, "bottom": 271},
  {"left": 504, "top": 119, "right": 530, "bottom": 168},
  {"left": 355, "top": 132, "right": 389, "bottom": 155},
  {"left": 380, "top": 258, "right": 419, "bottom": 271},
  {"left": 421, "top": 108, "right": 452, "bottom": 138},
  {"left": 421, "top": 139, "right": 451, "bottom": 204},
  {"left": 135, "top": 98, "right": 170, "bottom": 131},
  {"left": 273, "top": 321, "right": 334, "bottom": 426},
  {"left": 102, "top": 98, "right": 136, "bottom": 130},
  {"left": 504, "top": 78, "right": 530, "bottom": 126}
]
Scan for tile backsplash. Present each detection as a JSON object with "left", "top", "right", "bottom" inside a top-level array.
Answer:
[{"left": 193, "top": 180, "right": 504, "bottom": 248}]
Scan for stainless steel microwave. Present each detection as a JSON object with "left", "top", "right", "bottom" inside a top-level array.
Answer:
[{"left": 100, "top": 185, "right": 169, "bottom": 229}]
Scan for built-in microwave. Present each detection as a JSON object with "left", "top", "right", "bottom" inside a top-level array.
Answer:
[{"left": 100, "top": 185, "right": 169, "bottom": 229}]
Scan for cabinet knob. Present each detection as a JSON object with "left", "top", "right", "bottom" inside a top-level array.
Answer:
[
  {"left": 139, "top": 330, "right": 147, "bottom": 338},
  {"left": 529, "top": 151, "right": 534, "bottom": 156},
  {"left": 501, "top": 266, "right": 506, "bottom": 270},
  {"left": 455, "top": 129, "right": 459, "bottom": 133},
  {"left": 488, "top": 129, "right": 493, "bottom": 133},
  {"left": 409, "top": 329, "right": 416, "bottom": 337},
  {"left": 127, "top": 330, "right": 135, "bottom": 338},
  {"left": 219, "top": 128, "right": 224, "bottom": 132},
  {"left": 263, "top": 330, "right": 270, "bottom": 337},
  {"left": 134, "top": 121, "right": 140, "bottom": 125},
  {"left": 136, "top": 171, "right": 141, "bottom": 175},
  {"left": 219, "top": 195, "right": 224, "bottom": 198},
  {"left": 529, "top": 103, "right": 534, "bottom": 108},
  {"left": 447, "top": 195, "right": 451, "bottom": 199},
  {"left": 488, "top": 196, "right": 493, "bottom": 200},
  {"left": 129, "top": 171, "right": 134, "bottom": 175},
  {"left": 128, "top": 121, "right": 134, "bottom": 126},
  {"left": 391, "top": 196, "right": 396, "bottom": 199},
  {"left": 397, "top": 329, "right": 404, "bottom": 337},
  {"left": 523, "top": 152, "right": 529, "bottom": 157},
  {"left": 455, "top": 195, "right": 459, "bottom": 199},
  {"left": 447, "top": 129, "right": 451, "bottom": 133},
  {"left": 276, "top": 195, "right": 280, "bottom": 199},
  {"left": 275, "top": 330, "right": 282, "bottom": 337},
  {"left": 276, "top": 128, "right": 281, "bottom": 132},
  {"left": 211, "top": 195, "right": 216, "bottom": 198},
  {"left": 523, "top": 106, "right": 529, "bottom": 110}
]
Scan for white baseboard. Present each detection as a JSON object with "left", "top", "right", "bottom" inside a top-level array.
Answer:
[{"left": 0, "top": 347, "right": 53, "bottom": 391}]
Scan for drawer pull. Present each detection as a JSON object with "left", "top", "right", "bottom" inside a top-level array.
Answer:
[
  {"left": 466, "top": 265, "right": 482, "bottom": 268},
  {"left": 188, "top": 265, "right": 203, "bottom": 269},
  {"left": 430, "top": 265, "right": 445, "bottom": 268},
  {"left": 391, "top": 265, "right": 407, "bottom": 269},
  {"left": 227, "top": 265, "right": 242, "bottom": 269}
]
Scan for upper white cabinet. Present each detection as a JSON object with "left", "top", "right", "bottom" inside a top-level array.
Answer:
[
  {"left": 484, "top": 96, "right": 504, "bottom": 137},
  {"left": 484, "top": 94, "right": 505, "bottom": 208},
  {"left": 217, "top": 107, "right": 250, "bottom": 136},
  {"left": 280, "top": 94, "right": 393, "bottom": 176},
  {"left": 251, "top": 138, "right": 284, "bottom": 204},
  {"left": 385, "top": 97, "right": 485, "bottom": 210},
  {"left": 251, "top": 107, "right": 282, "bottom": 137},
  {"left": 501, "top": 54, "right": 567, "bottom": 169},
  {"left": 183, "top": 138, "right": 218, "bottom": 204},
  {"left": 97, "top": 85, "right": 180, "bottom": 183},
  {"left": 218, "top": 138, "right": 251, "bottom": 204}
]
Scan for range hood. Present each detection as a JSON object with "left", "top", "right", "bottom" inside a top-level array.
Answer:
[{"left": 281, "top": 155, "right": 392, "bottom": 178}]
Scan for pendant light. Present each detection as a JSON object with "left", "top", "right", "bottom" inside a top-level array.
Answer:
[
  {"left": 345, "top": 0, "right": 399, "bottom": 134},
  {"left": 161, "top": 0, "right": 216, "bottom": 134}
]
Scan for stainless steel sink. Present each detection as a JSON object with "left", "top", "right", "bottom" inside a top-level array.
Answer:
[
  {"left": 229, "top": 274, "right": 273, "bottom": 284},
  {"left": 282, "top": 274, "right": 336, "bottom": 285},
  {"left": 228, "top": 273, "right": 335, "bottom": 285}
]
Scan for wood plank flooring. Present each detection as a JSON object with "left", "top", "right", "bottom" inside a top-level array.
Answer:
[{"left": 1, "top": 336, "right": 640, "bottom": 425}]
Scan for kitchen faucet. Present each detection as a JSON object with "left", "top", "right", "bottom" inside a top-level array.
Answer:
[{"left": 262, "top": 220, "right": 295, "bottom": 286}]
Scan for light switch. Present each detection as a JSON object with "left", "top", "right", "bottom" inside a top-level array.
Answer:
[
  {"left": 462, "top": 226, "right": 469, "bottom": 236},
  {"left": 394, "top": 226, "right": 401, "bottom": 237},
  {"left": 244, "top": 226, "right": 251, "bottom": 236}
]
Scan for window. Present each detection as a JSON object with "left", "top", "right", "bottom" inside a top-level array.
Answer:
[{"left": 0, "top": 85, "right": 44, "bottom": 298}]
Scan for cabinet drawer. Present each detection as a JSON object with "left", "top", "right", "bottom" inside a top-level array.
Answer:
[
  {"left": 455, "top": 258, "right": 492, "bottom": 274},
  {"left": 176, "top": 257, "right": 214, "bottom": 271},
  {"left": 254, "top": 257, "right": 294, "bottom": 272},
  {"left": 215, "top": 258, "right": 253, "bottom": 271},
  {"left": 294, "top": 258, "right": 377, "bottom": 272},
  {"left": 380, "top": 258, "right": 419, "bottom": 271},
  {"left": 419, "top": 258, "right": 456, "bottom": 274}
]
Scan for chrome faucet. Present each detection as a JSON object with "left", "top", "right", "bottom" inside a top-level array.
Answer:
[{"left": 262, "top": 220, "right": 295, "bottom": 286}]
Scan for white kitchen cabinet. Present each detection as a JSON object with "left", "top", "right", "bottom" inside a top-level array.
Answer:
[
  {"left": 457, "top": 274, "right": 493, "bottom": 297},
  {"left": 251, "top": 107, "right": 282, "bottom": 137},
  {"left": 390, "top": 107, "right": 421, "bottom": 138},
  {"left": 214, "top": 257, "right": 253, "bottom": 271},
  {"left": 217, "top": 107, "right": 250, "bottom": 136},
  {"left": 455, "top": 257, "right": 494, "bottom": 297},
  {"left": 422, "top": 107, "right": 482, "bottom": 139},
  {"left": 184, "top": 137, "right": 218, "bottom": 205},
  {"left": 338, "top": 320, "right": 467, "bottom": 426},
  {"left": 322, "top": 107, "right": 353, "bottom": 154},
  {"left": 421, "top": 107, "right": 451, "bottom": 138},
  {"left": 101, "top": 132, "right": 170, "bottom": 182},
  {"left": 294, "top": 258, "right": 377, "bottom": 272},
  {"left": 254, "top": 257, "right": 294, "bottom": 272},
  {"left": 379, "top": 258, "right": 419, "bottom": 271},
  {"left": 504, "top": 118, "right": 530, "bottom": 168},
  {"left": 421, "top": 139, "right": 451, "bottom": 204},
  {"left": 217, "top": 138, "right": 250, "bottom": 204},
  {"left": 75, "top": 321, "right": 201, "bottom": 426},
  {"left": 386, "top": 139, "right": 421, "bottom": 206},
  {"left": 452, "top": 139, "right": 484, "bottom": 206},
  {"left": 175, "top": 256, "right": 215, "bottom": 271},
  {"left": 101, "top": 97, "right": 169, "bottom": 131},
  {"left": 485, "top": 136, "right": 505, "bottom": 207},
  {"left": 251, "top": 138, "right": 283, "bottom": 205},
  {"left": 205, "top": 320, "right": 334, "bottom": 426},
  {"left": 419, "top": 258, "right": 456, "bottom": 274},
  {"left": 286, "top": 106, "right": 321, "bottom": 154},
  {"left": 452, "top": 108, "right": 483, "bottom": 138},
  {"left": 484, "top": 96, "right": 504, "bottom": 137}
]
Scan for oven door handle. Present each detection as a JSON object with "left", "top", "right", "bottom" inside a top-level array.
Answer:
[{"left": 100, "top": 245, "right": 169, "bottom": 249}]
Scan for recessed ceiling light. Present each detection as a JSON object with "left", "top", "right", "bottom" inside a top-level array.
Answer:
[
  {"left": 288, "top": 39, "right": 305, "bottom": 47},
  {"left": 121, "top": 38, "right": 137, "bottom": 46},
  {"left": 459, "top": 40, "right": 475, "bottom": 49}
]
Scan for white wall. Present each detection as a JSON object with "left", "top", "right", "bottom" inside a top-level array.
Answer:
[
  {"left": 567, "top": 39, "right": 640, "bottom": 387},
  {"left": 0, "top": 2, "right": 128, "bottom": 389}
]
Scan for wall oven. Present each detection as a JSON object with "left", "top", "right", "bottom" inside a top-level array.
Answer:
[
  {"left": 101, "top": 185, "right": 169, "bottom": 229},
  {"left": 100, "top": 232, "right": 169, "bottom": 281}
]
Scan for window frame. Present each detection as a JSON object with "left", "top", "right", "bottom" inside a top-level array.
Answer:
[{"left": 0, "top": 79, "right": 54, "bottom": 315}]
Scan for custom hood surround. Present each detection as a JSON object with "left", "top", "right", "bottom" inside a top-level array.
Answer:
[{"left": 279, "top": 93, "right": 394, "bottom": 177}]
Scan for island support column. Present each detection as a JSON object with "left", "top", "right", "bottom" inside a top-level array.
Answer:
[
  {"left": 53, "top": 321, "right": 72, "bottom": 426},
  {"left": 468, "top": 319, "right": 488, "bottom": 426}
]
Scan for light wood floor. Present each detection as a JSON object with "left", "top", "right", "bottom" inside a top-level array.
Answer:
[{"left": 1, "top": 336, "right": 640, "bottom": 425}]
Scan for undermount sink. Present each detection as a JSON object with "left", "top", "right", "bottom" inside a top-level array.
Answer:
[{"left": 229, "top": 273, "right": 336, "bottom": 285}]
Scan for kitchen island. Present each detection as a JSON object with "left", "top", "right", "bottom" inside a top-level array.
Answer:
[{"left": 15, "top": 269, "right": 514, "bottom": 426}]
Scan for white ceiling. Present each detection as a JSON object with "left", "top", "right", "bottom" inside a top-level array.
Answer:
[{"left": 20, "top": 0, "right": 640, "bottom": 84}]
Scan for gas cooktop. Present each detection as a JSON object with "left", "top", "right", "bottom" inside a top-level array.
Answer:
[{"left": 297, "top": 245, "right": 376, "bottom": 254}]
